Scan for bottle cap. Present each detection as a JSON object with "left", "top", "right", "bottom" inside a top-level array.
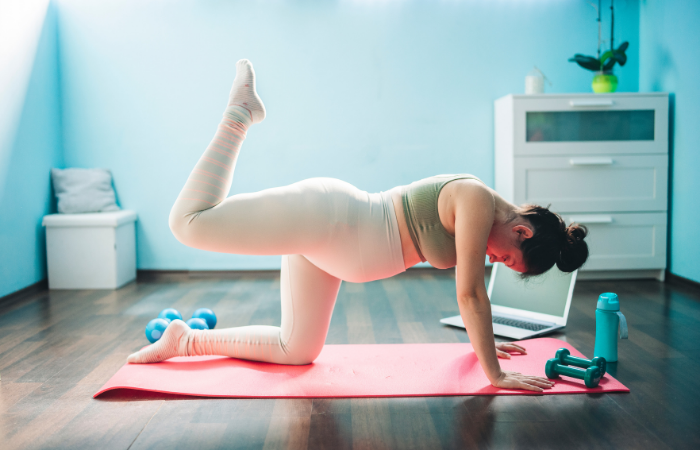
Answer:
[{"left": 597, "top": 292, "right": 620, "bottom": 311}]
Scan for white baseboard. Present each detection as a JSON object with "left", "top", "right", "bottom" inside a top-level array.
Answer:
[{"left": 577, "top": 269, "right": 665, "bottom": 281}]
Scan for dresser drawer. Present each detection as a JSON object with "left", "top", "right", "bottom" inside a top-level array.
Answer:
[
  {"left": 561, "top": 213, "right": 667, "bottom": 271},
  {"left": 513, "top": 154, "right": 668, "bottom": 213},
  {"left": 510, "top": 93, "right": 668, "bottom": 156}
]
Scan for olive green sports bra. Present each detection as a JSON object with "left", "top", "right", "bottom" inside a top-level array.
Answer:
[{"left": 401, "top": 174, "right": 483, "bottom": 269}]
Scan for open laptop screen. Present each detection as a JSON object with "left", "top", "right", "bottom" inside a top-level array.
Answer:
[{"left": 488, "top": 264, "right": 574, "bottom": 318}]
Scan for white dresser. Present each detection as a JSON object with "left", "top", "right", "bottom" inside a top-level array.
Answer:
[{"left": 494, "top": 93, "right": 669, "bottom": 280}]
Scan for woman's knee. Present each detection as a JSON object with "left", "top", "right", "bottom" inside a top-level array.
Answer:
[
  {"left": 168, "top": 207, "right": 203, "bottom": 248},
  {"left": 285, "top": 356, "right": 318, "bottom": 366},
  {"left": 281, "top": 344, "right": 323, "bottom": 365}
]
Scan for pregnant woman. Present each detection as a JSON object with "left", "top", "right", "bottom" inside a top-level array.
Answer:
[{"left": 127, "top": 60, "right": 588, "bottom": 392}]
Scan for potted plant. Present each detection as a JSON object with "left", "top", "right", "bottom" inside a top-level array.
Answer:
[{"left": 568, "top": 0, "right": 629, "bottom": 93}]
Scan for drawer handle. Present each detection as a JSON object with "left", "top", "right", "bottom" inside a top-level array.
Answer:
[
  {"left": 568, "top": 215, "right": 614, "bottom": 224},
  {"left": 569, "top": 157, "right": 614, "bottom": 166},
  {"left": 569, "top": 100, "right": 615, "bottom": 107}
]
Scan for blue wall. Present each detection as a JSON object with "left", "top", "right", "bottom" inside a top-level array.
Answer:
[
  {"left": 55, "top": 0, "right": 640, "bottom": 270},
  {"left": 0, "top": 2, "right": 64, "bottom": 298},
  {"left": 640, "top": 0, "right": 700, "bottom": 283},
  {"left": 6, "top": 0, "right": 697, "bottom": 293}
]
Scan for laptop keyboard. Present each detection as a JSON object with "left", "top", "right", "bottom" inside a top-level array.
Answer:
[{"left": 492, "top": 315, "right": 550, "bottom": 332}]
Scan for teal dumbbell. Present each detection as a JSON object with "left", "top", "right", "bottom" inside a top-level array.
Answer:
[
  {"left": 545, "top": 358, "right": 602, "bottom": 388},
  {"left": 555, "top": 348, "right": 606, "bottom": 376}
]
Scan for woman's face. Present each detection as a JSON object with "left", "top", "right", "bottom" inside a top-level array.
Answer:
[{"left": 486, "top": 224, "right": 533, "bottom": 273}]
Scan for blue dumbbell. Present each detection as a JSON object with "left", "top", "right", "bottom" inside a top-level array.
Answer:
[
  {"left": 158, "top": 308, "right": 182, "bottom": 322},
  {"left": 186, "top": 318, "right": 209, "bottom": 330},
  {"left": 545, "top": 358, "right": 602, "bottom": 388},
  {"left": 192, "top": 308, "right": 217, "bottom": 329},
  {"left": 555, "top": 348, "right": 607, "bottom": 376},
  {"left": 145, "top": 318, "right": 170, "bottom": 343}
]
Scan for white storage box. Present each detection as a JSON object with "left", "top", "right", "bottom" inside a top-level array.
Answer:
[{"left": 42, "top": 210, "right": 137, "bottom": 289}]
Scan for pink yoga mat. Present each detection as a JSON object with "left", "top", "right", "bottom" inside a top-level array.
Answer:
[{"left": 94, "top": 338, "right": 628, "bottom": 398}]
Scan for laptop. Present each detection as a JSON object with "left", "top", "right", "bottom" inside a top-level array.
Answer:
[{"left": 440, "top": 263, "right": 578, "bottom": 339}]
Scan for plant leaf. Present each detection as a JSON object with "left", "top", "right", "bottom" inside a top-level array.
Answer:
[
  {"left": 615, "top": 50, "right": 628, "bottom": 67},
  {"left": 568, "top": 54, "right": 601, "bottom": 72},
  {"left": 600, "top": 50, "right": 614, "bottom": 63},
  {"left": 618, "top": 41, "right": 629, "bottom": 52},
  {"left": 601, "top": 49, "right": 626, "bottom": 71},
  {"left": 601, "top": 49, "right": 627, "bottom": 71}
]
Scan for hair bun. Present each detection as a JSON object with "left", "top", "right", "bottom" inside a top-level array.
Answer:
[
  {"left": 517, "top": 204, "right": 590, "bottom": 276},
  {"left": 556, "top": 224, "right": 589, "bottom": 272}
]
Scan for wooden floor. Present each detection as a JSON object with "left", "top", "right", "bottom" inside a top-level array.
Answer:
[{"left": 1, "top": 270, "right": 699, "bottom": 449}]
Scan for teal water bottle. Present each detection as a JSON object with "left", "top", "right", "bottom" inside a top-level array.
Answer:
[{"left": 594, "top": 293, "right": 628, "bottom": 362}]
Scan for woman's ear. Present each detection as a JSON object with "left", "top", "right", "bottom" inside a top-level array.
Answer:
[{"left": 513, "top": 225, "right": 534, "bottom": 240}]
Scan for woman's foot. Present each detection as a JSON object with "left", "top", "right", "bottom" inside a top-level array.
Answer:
[
  {"left": 127, "top": 319, "right": 191, "bottom": 364},
  {"left": 226, "top": 59, "right": 266, "bottom": 125}
]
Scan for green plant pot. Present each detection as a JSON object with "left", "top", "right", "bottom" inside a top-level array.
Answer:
[{"left": 592, "top": 73, "right": 618, "bottom": 93}]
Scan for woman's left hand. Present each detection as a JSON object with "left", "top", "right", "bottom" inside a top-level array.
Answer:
[{"left": 495, "top": 342, "right": 527, "bottom": 359}]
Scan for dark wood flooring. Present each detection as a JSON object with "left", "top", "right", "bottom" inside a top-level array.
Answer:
[{"left": 1, "top": 269, "right": 699, "bottom": 449}]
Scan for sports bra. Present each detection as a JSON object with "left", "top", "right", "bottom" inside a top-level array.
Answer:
[{"left": 401, "top": 174, "right": 483, "bottom": 269}]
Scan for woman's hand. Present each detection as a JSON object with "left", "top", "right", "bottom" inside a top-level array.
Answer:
[
  {"left": 495, "top": 342, "right": 527, "bottom": 359},
  {"left": 492, "top": 371, "right": 554, "bottom": 392}
]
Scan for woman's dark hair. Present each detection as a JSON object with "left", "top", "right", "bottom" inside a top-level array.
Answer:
[{"left": 516, "top": 204, "right": 588, "bottom": 276}]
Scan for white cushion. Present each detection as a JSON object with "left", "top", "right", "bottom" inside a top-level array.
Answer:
[{"left": 51, "top": 168, "right": 120, "bottom": 214}]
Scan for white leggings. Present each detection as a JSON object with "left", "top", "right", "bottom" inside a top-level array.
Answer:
[{"left": 168, "top": 115, "right": 405, "bottom": 365}]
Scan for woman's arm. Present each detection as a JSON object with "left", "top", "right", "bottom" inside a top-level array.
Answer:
[{"left": 451, "top": 182, "right": 553, "bottom": 392}]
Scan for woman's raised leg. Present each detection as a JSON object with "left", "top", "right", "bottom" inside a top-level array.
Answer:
[
  {"left": 168, "top": 60, "right": 340, "bottom": 258},
  {"left": 127, "top": 254, "right": 341, "bottom": 365},
  {"left": 168, "top": 58, "right": 265, "bottom": 248}
]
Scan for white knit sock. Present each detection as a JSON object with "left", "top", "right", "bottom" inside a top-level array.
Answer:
[
  {"left": 127, "top": 319, "right": 192, "bottom": 364},
  {"left": 226, "top": 59, "right": 266, "bottom": 125}
]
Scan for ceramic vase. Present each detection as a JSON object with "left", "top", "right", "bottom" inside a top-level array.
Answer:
[{"left": 592, "top": 72, "right": 618, "bottom": 93}]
